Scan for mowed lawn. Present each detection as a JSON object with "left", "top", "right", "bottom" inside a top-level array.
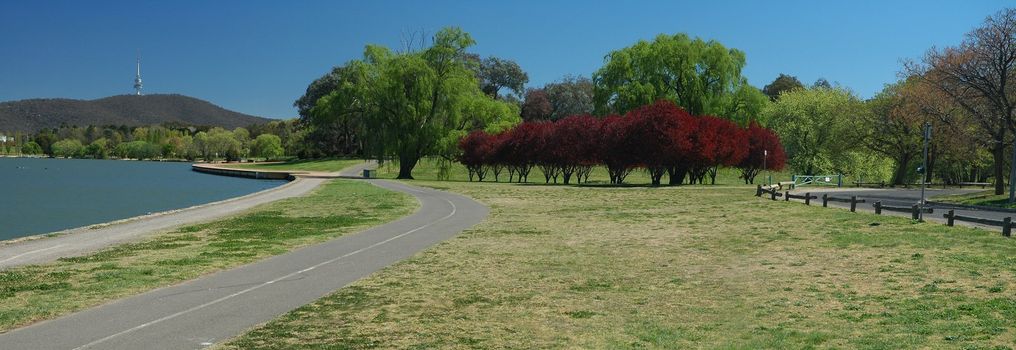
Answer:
[
  {"left": 934, "top": 190, "right": 1016, "bottom": 209},
  {"left": 223, "top": 161, "right": 1016, "bottom": 349},
  {"left": 0, "top": 179, "right": 415, "bottom": 332}
]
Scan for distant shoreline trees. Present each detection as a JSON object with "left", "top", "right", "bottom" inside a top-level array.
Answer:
[{"left": 1, "top": 119, "right": 300, "bottom": 162}]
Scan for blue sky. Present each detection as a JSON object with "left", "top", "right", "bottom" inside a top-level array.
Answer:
[{"left": 0, "top": 1, "right": 1008, "bottom": 119}]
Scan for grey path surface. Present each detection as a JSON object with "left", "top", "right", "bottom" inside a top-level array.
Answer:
[
  {"left": 0, "top": 179, "right": 488, "bottom": 350},
  {"left": 0, "top": 177, "right": 325, "bottom": 269},
  {"left": 783, "top": 187, "right": 1014, "bottom": 231}
]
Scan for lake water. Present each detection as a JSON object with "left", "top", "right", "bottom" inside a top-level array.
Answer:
[{"left": 0, "top": 158, "right": 285, "bottom": 241}]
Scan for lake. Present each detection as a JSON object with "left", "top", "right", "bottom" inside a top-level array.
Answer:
[{"left": 0, "top": 158, "right": 285, "bottom": 241}]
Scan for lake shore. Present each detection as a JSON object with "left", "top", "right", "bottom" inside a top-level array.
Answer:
[
  {"left": 0, "top": 160, "right": 373, "bottom": 267},
  {"left": 0, "top": 158, "right": 284, "bottom": 241},
  {"left": 0, "top": 176, "right": 322, "bottom": 268}
]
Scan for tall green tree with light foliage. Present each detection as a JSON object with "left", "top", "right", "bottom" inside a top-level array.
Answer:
[
  {"left": 321, "top": 27, "right": 519, "bottom": 179},
  {"left": 763, "top": 87, "right": 865, "bottom": 175},
  {"left": 592, "top": 33, "right": 767, "bottom": 124}
]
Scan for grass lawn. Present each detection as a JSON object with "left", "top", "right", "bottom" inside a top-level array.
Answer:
[
  {"left": 222, "top": 161, "right": 1016, "bottom": 349},
  {"left": 0, "top": 179, "right": 415, "bottom": 332},
  {"left": 933, "top": 190, "right": 1016, "bottom": 209},
  {"left": 226, "top": 158, "right": 367, "bottom": 173}
]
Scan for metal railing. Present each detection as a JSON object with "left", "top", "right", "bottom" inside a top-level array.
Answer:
[{"left": 792, "top": 174, "right": 842, "bottom": 187}]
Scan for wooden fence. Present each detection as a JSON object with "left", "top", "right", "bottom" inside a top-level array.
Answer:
[
  {"left": 755, "top": 185, "right": 1014, "bottom": 237},
  {"left": 873, "top": 201, "right": 933, "bottom": 220},
  {"left": 943, "top": 210, "right": 1013, "bottom": 237}
]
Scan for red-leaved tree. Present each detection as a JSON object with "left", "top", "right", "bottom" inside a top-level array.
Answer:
[
  {"left": 625, "top": 101, "right": 695, "bottom": 186},
  {"left": 707, "top": 117, "right": 748, "bottom": 184},
  {"left": 553, "top": 115, "right": 601, "bottom": 184},
  {"left": 457, "top": 130, "right": 493, "bottom": 181},
  {"left": 598, "top": 115, "right": 635, "bottom": 184},
  {"left": 501, "top": 122, "right": 541, "bottom": 182},
  {"left": 686, "top": 116, "right": 749, "bottom": 184},
  {"left": 737, "top": 122, "right": 786, "bottom": 184}
]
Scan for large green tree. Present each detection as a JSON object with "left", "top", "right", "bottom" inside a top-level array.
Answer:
[
  {"left": 322, "top": 27, "right": 519, "bottom": 179},
  {"left": 477, "top": 57, "right": 528, "bottom": 99},
  {"left": 762, "top": 74, "right": 804, "bottom": 101},
  {"left": 592, "top": 33, "right": 767, "bottom": 123},
  {"left": 855, "top": 81, "right": 924, "bottom": 185},
  {"left": 764, "top": 87, "right": 864, "bottom": 175},
  {"left": 545, "top": 75, "right": 595, "bottom": 120}
]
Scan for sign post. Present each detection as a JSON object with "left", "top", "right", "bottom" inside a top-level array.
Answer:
[{"left": 919, "top": 122, "right": 931, "bottom": 221}]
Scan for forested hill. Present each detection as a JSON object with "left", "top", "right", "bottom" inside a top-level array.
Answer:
[{"left": 0, "top": 94, "right": 272, "bottom": 132}]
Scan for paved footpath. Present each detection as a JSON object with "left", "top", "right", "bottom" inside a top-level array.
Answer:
[{"left": 0, "top": 176, "right": 488, "bottom": 349}]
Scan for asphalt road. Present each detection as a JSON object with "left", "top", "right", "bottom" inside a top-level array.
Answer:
[
  {"left": 783, "top": 187, "right": 1016, "bottom": 233},
  {"left": 0, "top": 179, "right": 488, "bottom": 349}
]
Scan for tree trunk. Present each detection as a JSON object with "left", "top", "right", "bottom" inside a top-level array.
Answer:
[
  {"left": 397, "top": 154, "right": 418, "bottom": 179},
  {"left": 993, "top": 144, "right": 1006, "bottom": 195},
  {"left": 890, "top": 155, "right": 911, "bottom": 186},
  {"left": 667, "top": 165, "right": 688, "bottom": 185}
]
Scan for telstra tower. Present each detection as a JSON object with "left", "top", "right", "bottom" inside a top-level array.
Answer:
[{"left": 134, "top": 51, "right": 143, "bottom": 96}]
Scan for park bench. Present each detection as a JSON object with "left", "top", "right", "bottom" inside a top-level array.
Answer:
[
  {"left": 958, "top": 182, "right": 991, "bottom": 189},
  {"left": 853, "top": 181, "right": 886, "bottom": 188},
  {"left": 776, "top": 181, "right": 795, "bottom": 190}
]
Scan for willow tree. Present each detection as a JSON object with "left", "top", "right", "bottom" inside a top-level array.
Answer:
[
  {"left": 592, "top": 33, "right": 768, "bottom": 124},
  {"left": 321, "top": 27, "right": 518, "bottom": 179}
]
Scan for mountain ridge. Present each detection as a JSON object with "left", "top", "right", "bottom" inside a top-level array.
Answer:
[{"left": 0, "top": 94, "right": 273, "bottom": 132}]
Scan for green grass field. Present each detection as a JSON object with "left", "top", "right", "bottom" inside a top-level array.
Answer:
[
  {"left": 226, "top": 158, "right": 367, "bottom": 173},
  {"left": 222, "top": 161, "right": 1016, "bottom": 349},
  {"left": 0, "top": 179, "right": 415, "bottom": 332},
  {"left": 933, "top": 190, "right": 1016, "bottom": 209}
]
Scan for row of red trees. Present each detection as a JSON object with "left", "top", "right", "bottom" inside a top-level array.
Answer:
[{"left": 458, "top": 100, "right": 785, "bottom": 186}]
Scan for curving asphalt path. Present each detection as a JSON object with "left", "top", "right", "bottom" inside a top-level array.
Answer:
[{"left": 0, "top": 176, "right": 488, "bottom": 349}]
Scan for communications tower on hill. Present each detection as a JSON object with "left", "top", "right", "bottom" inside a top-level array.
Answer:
[{"left": 134, "top": 51, "right": 143, "bottom": 96}]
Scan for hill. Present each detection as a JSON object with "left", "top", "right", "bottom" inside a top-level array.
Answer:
[{"left": 0, "top": 94, "right": 273, "bottom": 132}]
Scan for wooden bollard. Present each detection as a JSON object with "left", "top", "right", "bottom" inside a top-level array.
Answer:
[
  {"left": 771, "top": 189, "right": 777, "bottom": 201},
  {"left": 756, "top": 185, "right": 762, "bottom": 197},
  {"left": 1004, "top": 217, "right": 1012, "bottom": 237},
  {"left": 850, "top": 196, "right": 858, "bottom": 212},
  {"left": 945, "top": 210, "right": 954, "bottom": 226},
  {"left": 804, "top": 192, "right": 812, "bottom": 206},
  {"left": 785, "top": 192, "right": 791, "bottom": 201},
  {"left": 822, "top": 194, "right": 829, "bottom": 207},
  {"left": 874, "top": 201, "right": 882, "bottom": 215},
  {"left": 911, "top": 204, "right": 920, "bottom": 221}
]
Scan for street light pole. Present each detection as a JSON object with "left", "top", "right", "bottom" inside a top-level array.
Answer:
[
  {"left": 919, "top": 122, "right": 931, "bottom": 221},
  {"left": 1010, "top": 137, "right": 1016, "bottom": 203}
]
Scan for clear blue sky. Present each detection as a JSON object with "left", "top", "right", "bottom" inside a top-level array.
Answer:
[{"left": 0, "top": 0, "right": 1008, "bottom": 119}]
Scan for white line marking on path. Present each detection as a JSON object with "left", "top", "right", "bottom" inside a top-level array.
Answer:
[
  {"left": 72, "top": 192, "right": 458, "bottom": 350},
  {"left": 0, "top": 244, "right": 66, "bottom": 264}
]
